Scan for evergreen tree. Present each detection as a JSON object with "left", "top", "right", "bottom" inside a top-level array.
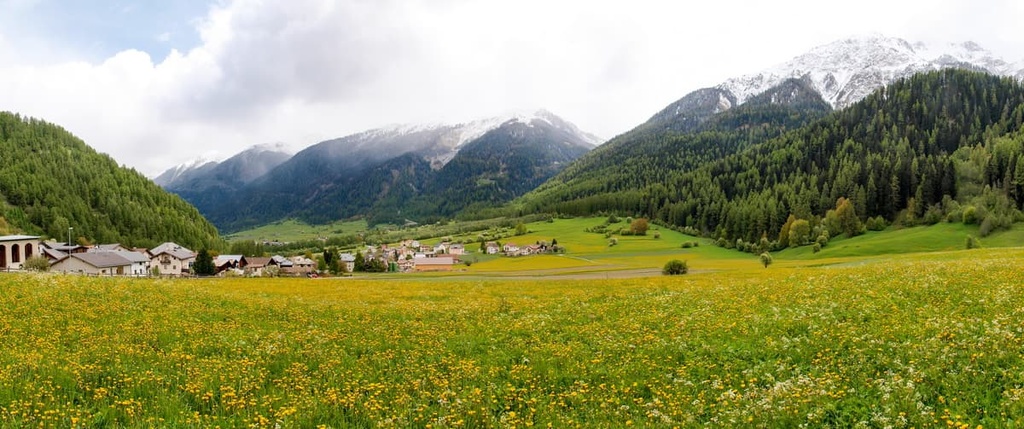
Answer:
[{"left": 194, "top": 249, "right": 216, "bottom": 276}]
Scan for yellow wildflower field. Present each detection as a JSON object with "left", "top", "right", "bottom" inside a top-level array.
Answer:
[{"left": 1, "top": 249, "right": 1023, "bottom": 427}]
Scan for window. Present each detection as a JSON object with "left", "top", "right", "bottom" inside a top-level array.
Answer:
[{"left": 25, "top": 244, "right": 32, "bottom": 259}]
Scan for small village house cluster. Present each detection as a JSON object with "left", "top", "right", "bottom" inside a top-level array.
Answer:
[
  {"left": 0, "top": 235, "right": 315, "bottom": 277},
  {"left": 0, "top": 234, "right": 558, "bottom": 276}
]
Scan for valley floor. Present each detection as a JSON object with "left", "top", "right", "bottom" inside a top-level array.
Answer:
[{"left": 1, "top": 246, "right": 1023, "bottom": 427}]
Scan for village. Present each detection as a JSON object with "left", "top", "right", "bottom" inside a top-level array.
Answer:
[{"left": 0, "top": 234, "right": 556, "bottom": 277}]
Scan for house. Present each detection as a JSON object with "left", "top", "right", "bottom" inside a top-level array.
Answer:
[
  {"left": 287, "top": 255, "right": 316, "bottom": 276},
  {"left": 413, "top": 255, "right": 457, "bottom": 272},
  {"left": 503, "top": 243, "right": 520, "bottom": 255},
  {"left": 448, "top": 244, "right": 465, "bottom": 256},
  {"left": 338, "top": 253, "right": 356, "bottom": 273},
  {"left": 434, "top": 243, "right": 449, "bottom": 254},
  {"left": 51, "top": 252, "right": 133, "bottom": 276},
  {"left": 0, "top": 235, "right": 42, "bottom": 270},
  {"left": 148, "top": 242, "right": 196, "bottom": 276},
  {"left": 271, "top": 255, "right": 294, "bottom": 269},
  {"left": 485, "top": 242, "right": 500, "bottom": 255},
  {"left": 245, "top": 257, "right": 272, "bottom": 277},
  {"left": 92, "top": 250, "right": 150, "bottom": 276},
  {"left": 213, "top": 255, "right": 247, "bottom": 274},
  {"left": 91, "top": 243, "right": 127, "bottom": 252},
  {"left": 522, "top": 244, "right": 544, "bottom": 256}
]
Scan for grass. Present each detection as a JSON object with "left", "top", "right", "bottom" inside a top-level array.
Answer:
[
  {"left": 778, "top": 221, "right": 1024, "bottom": 260},
  {"left": 462, "top": 218, "right": 754, "bottom": 274},
  {"left": 225, "top": 219, "right": 368, "bottom": 243},
  {"left": 3, "top": 248, "right": 1024, "bottom": 427}
]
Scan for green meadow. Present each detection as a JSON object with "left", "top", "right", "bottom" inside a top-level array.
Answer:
[{"left": 3, "top": 248, "right": 1024, "bottom": 427}]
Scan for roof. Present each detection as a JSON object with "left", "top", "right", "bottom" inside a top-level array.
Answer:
[
  {"left": 69, "top": 252, "right": 133, "bottom": 269},
  {"left": 289, "top": 256, "right": 314, "bottom": 266},
  {"left": 149, "top": 242, "right": 195, "bottom": 260},
  {"left": 42, "top": 247, "right": 67, "bottom": 260},
  {"left": 271, "top": 255, "right": 294, "bottom": 266},
  {"left": 414, "top": 256, "right": 456, "bottom": 266},
  {"left": 247, "top": 257, "right": 272, "bottom": 268},
  {"left": 96, "top": 250, "right": 150, "bottom": 264},
  {"left": 0, "top": 235, "right": 40, "bottom": 242},
  {"left": 92, "top": 244, "right": 124, "bottom": 252},
  {"left": 338, "top": 253, "right": 356, "bottom": 262}
]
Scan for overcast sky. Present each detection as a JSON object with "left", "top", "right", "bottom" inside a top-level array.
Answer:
[{"left": 1, "top": 0, "right": 1023, "bottom": 176}]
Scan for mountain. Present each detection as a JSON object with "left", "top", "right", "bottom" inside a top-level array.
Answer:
[
  {"left": 152, "top": 157, "right": 217, "bottom": 188},
  {"left": 155, "top": 144, "right": 292, "bottom": 222},
  {"left": 350, "top": 113, "right": 597, "bottom": 225},
  {"left": 0, "top": 112, "right": 221, "bottom": 249},
  {"left": 523, "top": 70, "right": 1024, "bottom": 249},
  {"left": 649, "top": 35, "right": 1024, "bottom": 134},
  {"left": 518, "top": 36, "right": 1024, "bottom": 221},
  {"left": 721, "top": 35, "right": 1024, "bottom": 111},
  {"left": 155, "top": 143, "right": 291, "bottom": 190},
  {"left": 176, "top": 110, "right": 600, "bottom": 231},
  {"left": 524, "top": 77, "right": 833, "bottom": 213}
]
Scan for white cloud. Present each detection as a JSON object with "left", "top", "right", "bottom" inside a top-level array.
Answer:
[{"left": 0, "top": 0, "right": 1023, "bottom": 176}]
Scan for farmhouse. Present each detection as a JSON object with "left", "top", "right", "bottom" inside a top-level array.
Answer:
[
  {"left": 286, "top": 255, "right": 316, "bottom": 276},
  {"left": 485, "top": 242, "right": 500, "bottom": 254},
  {"left": 245, "top": 257, "right": 272, "bottom": 277},
  {"left": 502, "top": 243, "right": 520, "bottom": 255},
  {"left": 413, "top": 255, "right": 457, "bottom": 272},
  {"left": 0, "top": 235, "right": 41, "bottom": 270},
  {"left": 448, "top": 244, "right": 465, "bottom": 255},
  {"left": 338, "top": 253, "right": 356, "bottom": 273},
  {"left": 213, "top": 255, "right": 247, "bottom": 274},
  {"left": 148, "top": 242, "right": 196, "bottom": 276},
  {"left": 51, "top": 252, "right": 133, "bottom": 276}
]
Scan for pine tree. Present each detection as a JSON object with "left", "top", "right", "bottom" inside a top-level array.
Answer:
[{"left": 194, "top": 249, "right": 216, "bottom": 276}]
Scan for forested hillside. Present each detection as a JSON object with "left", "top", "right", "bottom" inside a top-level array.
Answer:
[
  {"left": 523, "top": 78, "right": 832, "bottom": 215},
  {"left": 0, "top": 112, "right": 221, "bottom": 249},
  {"left": 519, "top": 70, "right": 1024, "bottom": 247}
]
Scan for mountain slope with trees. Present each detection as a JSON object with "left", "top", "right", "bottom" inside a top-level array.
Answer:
[
  {"left": 180, "top": 112, "right": 597, "bottom": 231},
  {"left": 0, "top": 112, "right": 221, "bottom": 249},
  {"left": 519, "top": 70, "right": 1024, "bottom": 249}
]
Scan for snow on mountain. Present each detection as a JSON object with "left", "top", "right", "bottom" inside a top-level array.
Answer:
[
  {"left": 152, "top": 156, "right": 218, "bottom": 186},
  {"left": 338, "top": 110, "right": 603, "bottom": 169},
  {"left": 718, "top": 35, "right": 1024, "bottom": 110}
]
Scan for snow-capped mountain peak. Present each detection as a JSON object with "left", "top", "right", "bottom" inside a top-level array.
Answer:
[
  {"left": 717, "top": 35, "right": 1024, "bottom": 111},
  {"left": 151, "top": 156, "right": 217, "bottom": 185}
]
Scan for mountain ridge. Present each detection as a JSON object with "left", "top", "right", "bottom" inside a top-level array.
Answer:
[{"left": 158, "top": 110, "right": 601, "bottom": 231}]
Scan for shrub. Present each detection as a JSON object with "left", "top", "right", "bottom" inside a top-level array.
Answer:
[
  {"left": 962, "top": 206, "right": 978, "bottom": 225},
  {"left": 865, "top": 216, "right": 888, "bottom": 231},
  {"left": 816, "top": 231, "right": 830, "bottom": 247},
  {"left": 662, "top": 259, "right": 688, "bottom": 275},
  {"left": 608, "top": 238, "right": 618, "bottom": 247},
  {"left": 965, "top": 235, "right": 981, "bottom": 249},
  {"left": 630, "top": 218, "right": 649, "bottom": 236},
  {"left": 923, "top": 205, "right": 944, "bottom": 225},
  {"left": 759, "top": 252, "right": 773, "bottom": 268},
  {"left": 812, "top": 243, "right": 822, "bottom": 253},
  {"left": 653, "top": 231, "right": 661, "bottom": 239},
  {"left": 23, "top": 256, "right": 50, "bottom": 272}
]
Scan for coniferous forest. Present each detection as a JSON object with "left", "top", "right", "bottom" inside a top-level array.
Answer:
[
  {"left": 0, "top": 112, "right": 221, "bottom": 249},
  {"left": 516, "top": 70, "right": 1024, "bottom": 250}
]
